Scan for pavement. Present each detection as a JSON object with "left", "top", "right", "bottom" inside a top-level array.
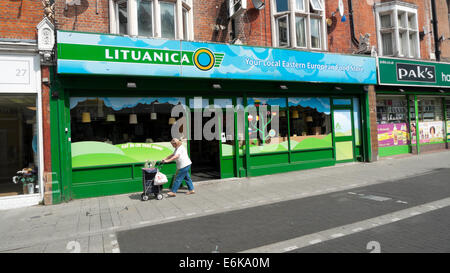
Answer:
[{"left": 0, "top": 150, "right": 449, "bottom": 253}]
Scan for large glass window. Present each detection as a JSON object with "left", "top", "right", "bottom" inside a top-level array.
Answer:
[
  {"left": 160, "top": 1, "right": 176, "bottom": 39},
  {"left": 247, "top": 98, "right": 287, "bottom": 154},
  {"left": 0, "top": 95, "right": 39, "bottom": 196},
  {"left": 112, "top": 0, "right": 192, "bottom": 40},
  {"left": 416, "top": 97, "right": 445, "bottom": 144},
  {"left": 70, "top": 97, "right": 186, "bottom": 168},
  {"left": 138, "top": 0, "right": 154, "bottom": 37},
  {"left": 375, "top": 3, "right": 420, "bottom": 58},
  {"left": 272, "top": 0, "right": 326, "bottom": 50},
  {"left": 376, "top": 96, "right": 410, "bottom": 147},
  {"left": 288, "top": 97, "right": 331, "bottom": 151}
]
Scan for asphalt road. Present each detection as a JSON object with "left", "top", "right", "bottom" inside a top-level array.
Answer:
[
  {"left": 117, "top": 167, "right": 450, "bottom": 253},
  {"left": 293, "top": 206, "right": 450, "bottom": 253}
]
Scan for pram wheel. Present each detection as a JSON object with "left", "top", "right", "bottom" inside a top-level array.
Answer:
[
  {"left": 141, "top": 193, "right": 149, "bottom": 201},
  {"left": 156, "top": 193, "right": 163, "bottom": 200}
]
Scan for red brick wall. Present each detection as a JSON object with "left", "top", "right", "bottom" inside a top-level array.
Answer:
[
  {"left": 0, "top": 0, "right": 43, "bottom": 40},
  {"left": 193, "top": 0, "right": 271, "bottom": 47},
  {"left": 435, "top": 0, "right": 450, "bottom": 61},
  {"left": 54, "top": 0, "right": 109, "bottom": 33},
  {"left": 326, "top": 0, "right": 434, "bottom": 60}
]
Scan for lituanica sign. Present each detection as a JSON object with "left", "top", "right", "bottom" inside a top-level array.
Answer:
[{"left": 378, "top": 57, "right": 450, "bottom": 88}]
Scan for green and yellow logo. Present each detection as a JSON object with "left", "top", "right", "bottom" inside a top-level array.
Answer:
[
  {"left": 193, "top": 48, "right": 225, "bottom": 71},
  {"left": 58, "top": 44, "right": 225, "bottom": 72}
]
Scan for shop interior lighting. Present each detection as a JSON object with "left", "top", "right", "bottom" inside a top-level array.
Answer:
[
  {"left": 129, "top": 114, "right": 138, "bottom": 124},
  {"left": 127, "top": 82, "right": 137, "bottom": 88},
  {"left": 106, "top": 114, "right": 116, "bottom": 122},
  {"left": 212, "top": 84, "right": 222, "bottom": 89},
  {"left": 334, "top": 86, "right": 343, "bottom": 91},
  {"left": 399, "top": 89, "right": 405, "bottom": 93},
  {"left": 438, "top": 89, "right": 445, "bottom": 93},
  {"left": 82, "top": 112, "right": 91, "bottom": 123},
  {"left": 280, "top": 85, "right": 288, "bottom": 90}
]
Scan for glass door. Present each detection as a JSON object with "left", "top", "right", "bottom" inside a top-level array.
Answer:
[
  {"left": 214, "top": 97, "right": 244, "bottom": 179},
  {"left": 332, "top": 99, "right": 356, "bottom": 162}
]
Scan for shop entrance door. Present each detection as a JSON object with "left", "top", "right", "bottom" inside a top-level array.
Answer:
[
  {"left": 332, "top": 99, "right": 356, "bottom": 162},
  {"left": 189, "top": 97, "right": 220, "bottom": 181},
  {"left": 188, "top": 97, "right": 243, "bottom": 181}
]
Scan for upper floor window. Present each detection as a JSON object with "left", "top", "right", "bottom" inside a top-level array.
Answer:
[
  {"left": 272, "top": 0, "right": 326, "bottom": 50},
  {"left": 375, "top": 2, "right": 420, "bottom": 58},
  {"left": 110, "top": 0, "right": 193, "bottom": 40}
]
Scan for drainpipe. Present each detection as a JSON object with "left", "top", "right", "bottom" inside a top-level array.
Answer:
[
  {"left": 348, "top": 0, "right": 359, "bottom": 47},
  {"left": 431, "top": 0, "right": 441, "bottom": 61}
]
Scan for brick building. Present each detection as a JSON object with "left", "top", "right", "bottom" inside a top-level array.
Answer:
[
  {"left": 0, "top": 0, "right": 51, "bottom": 209},
  {"left": 1, "top": 0, "right": 450, "bottom": 207}
]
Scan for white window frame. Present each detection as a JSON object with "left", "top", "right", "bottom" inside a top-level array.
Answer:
[
  {"left": 110, "top": 0, "right": 193, "bottom": 40},
  {"left": 375, "top": 2, "right": 420, "bottom": 59},
  {"left": 276, "top": 15, "right": 290, "bottom": 48},
  {"left": 271, "top": 0, "right": 327, "bottom": 51},
  {"left": 229, "top": 0, "right": 248, "bottom": 18}
]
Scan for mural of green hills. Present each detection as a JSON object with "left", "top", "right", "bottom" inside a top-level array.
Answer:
[{"left": 72, "top": 141, "right": 174, "bottom": 168}]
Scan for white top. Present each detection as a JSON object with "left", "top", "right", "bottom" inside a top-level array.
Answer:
[{"left": 173, "top": 144, "right": 192, "bottom": 169}]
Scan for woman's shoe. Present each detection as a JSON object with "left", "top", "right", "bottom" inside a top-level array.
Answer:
[
  {"left": 167, "top": 192, "right": 176, "bottom": 197},
  {"left": 186, "top": 191, "right": 195, "bottom": 195}
]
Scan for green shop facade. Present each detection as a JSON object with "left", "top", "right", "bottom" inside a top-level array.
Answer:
[
  {"left": 49, "top": 30, "right": 377, "bottom": 202},
  {"left": 376, "top": 57, "right": 450, "bottom": 158}
]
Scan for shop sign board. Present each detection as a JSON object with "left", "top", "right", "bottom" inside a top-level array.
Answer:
[
  {"left": 378, "top": 57, "right": 450, "bottom": 88},
  {"left": 57, "top": 31, "right": 377, "bottom": 85},
  {"left": 0, "top": 54, "right": 41, "bottom": 93}
]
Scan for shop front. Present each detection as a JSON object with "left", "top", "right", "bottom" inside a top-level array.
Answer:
[
  {"left": 377, "top": 57, "right": 450, "bottom": 157},
  {"left": 0, "top": 48, "right": 44, "bottom": 210},
  {"left": 51, "top": 30, "right": 377, "bottom": 201}
]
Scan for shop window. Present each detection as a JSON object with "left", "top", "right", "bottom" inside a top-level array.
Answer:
[
  {"left": 288, "top": 97, "right": 331, "bottom": 151},
  {"left": 0, "top": 95, "right": 39, "bottom": 196},
  {"left": 375, "top": 2, "right": 420, "bottom": 58},
  {"left": 70, "top": 97, "right": 186, "bottom": 168},
  {"left": 213, "top": 98, "right": 235, "bottom": 157},
  {"left": 272, "top": 0, "right": 326, "bottom": 50},
  {"left": 414, "top": 97, "right": 445, "bottom": 144},
  {"left": 376, "top": 96, "right": 410, "bottom": 147},
  {"left": 111, "top": 0, "right": 193, "bottom": 40},
  {"left": 247, "top": 98, "right": 288, "bottom": 154}
]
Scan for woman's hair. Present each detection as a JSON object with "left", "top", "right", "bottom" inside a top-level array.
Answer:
[{"left": 430, "top": 126, "right": 436, "bottom": 134}]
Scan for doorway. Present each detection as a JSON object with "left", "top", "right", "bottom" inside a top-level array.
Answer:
[
  {"left": 188, "top": 97, "right": 222, "bottom": 181},
  {"left": 0, "top": 94, "right": 38, "bottom": 197},
  {"left": 332, "top": 98, "right": 359, "bottom": 163},
  {"left": 189, "top": 108, "right": 221, "bottom": 181}
]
